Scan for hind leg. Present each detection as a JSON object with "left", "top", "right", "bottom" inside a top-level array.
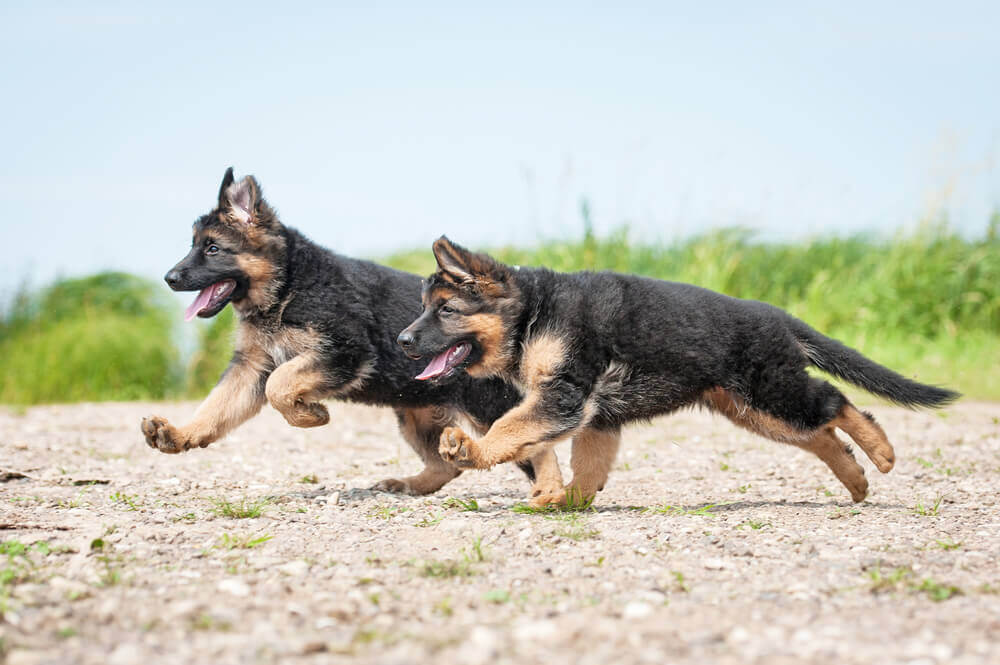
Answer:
[
  {"left": 372, "top": 407, "right": 462, "bottom": 495},
  {"left": 703, "top": 385, "right": 869, "bottom": 502},
  {"left": 831, "top": 405, "right": 895, "bottom": 473},
  {"left": 795, "top": 427, "right": 868, "bottom": 502}
]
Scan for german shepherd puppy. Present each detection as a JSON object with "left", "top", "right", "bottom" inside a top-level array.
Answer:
[
  {"left": 397, "top": 236, "right": 959, "bottom": 505},
  {"left": 140, "top": 169, "right": 565, "bottom": 498}
]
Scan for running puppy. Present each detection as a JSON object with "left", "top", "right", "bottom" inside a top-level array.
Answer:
[
  {"left": 396, "top": 236, "right": 959, "bottom": 505},
  {"left": 141, "top": 170, "right": 564, "bottom": 498}
]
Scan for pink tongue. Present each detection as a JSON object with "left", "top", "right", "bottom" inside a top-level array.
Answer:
[
  {"left": 415, "top": 351, "right": 451, "bottom": 381},
  {"left": 184, "top": 287, "right": 215, "bottom": 322}
]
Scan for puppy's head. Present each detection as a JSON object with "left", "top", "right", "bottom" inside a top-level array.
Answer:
[
  {"left": 164, "top": 167, "right": 286, "bottom": 319},
  {"left": 397, "top": 237, "right": 520, "bottom": 380}
]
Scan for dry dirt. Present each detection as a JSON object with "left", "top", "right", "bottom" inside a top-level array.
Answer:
[{"left": 1, "top": 400, "right": 999, "bottom": 665}]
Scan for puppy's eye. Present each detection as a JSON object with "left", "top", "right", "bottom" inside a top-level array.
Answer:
[
  {"left": 205, "top": 244, "right": 220, "bottom": 255},
  {"left": 440, "top": 304, "right": 456, "bottom": 315}
]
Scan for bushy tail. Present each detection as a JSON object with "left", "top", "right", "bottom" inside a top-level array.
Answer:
[{"left": 787, "top": 318, "right": 960, "bottom": 408}]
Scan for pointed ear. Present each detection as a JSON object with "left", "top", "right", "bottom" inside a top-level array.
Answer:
[
  {"left": 222, "top": 175, "right": 261, "bottom": 224},
  {"left": 217, "top": 167, "right": 235, "bottom": 208},
  {"left": 432, "top": 236, "right": 476, "bottom": 284},
  {"left": 432, "top": 236, "right": 509, "bottom": 292}
]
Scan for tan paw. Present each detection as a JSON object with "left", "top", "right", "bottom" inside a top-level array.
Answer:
[
  {"left": 870, "top": 443, "right": 896, "bottom": 474},
  {"left": 529, "top": 489, "right": 567, "bottom": 508},
  {"left": 439, "top": 427, "right": 482, "bottom": 469},
  {"left": 141, "top": 416, "right": 191, "bottom": 454},
  {"left": 282, "top": 401, "right": 330, "bottom": 428}
]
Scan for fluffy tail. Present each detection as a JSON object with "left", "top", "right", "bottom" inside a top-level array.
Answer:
[{"left": 787, "top": 318, "right": 960, "bottom": 408}]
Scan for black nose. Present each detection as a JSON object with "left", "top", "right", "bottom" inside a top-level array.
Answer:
[
  {"left": 397, "top": 330, "right": 415, "bottom": 350},
  {"left": 164, "top": 270, "right": 181, "bottom": 288}
]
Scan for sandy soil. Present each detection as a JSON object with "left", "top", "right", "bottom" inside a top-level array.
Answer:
[{"left": 1, "top": 400, "right": 998, "bottom": 665}]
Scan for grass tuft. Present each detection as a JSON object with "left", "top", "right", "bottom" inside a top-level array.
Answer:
[{"left": 210, "top": 497, "right": 270, "bottom": 519}]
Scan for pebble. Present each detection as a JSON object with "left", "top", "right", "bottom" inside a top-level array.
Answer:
[
  {"left": 623, "top": 601, "right": 654, "bottom": 619},
  {"left": 218, "top": 578, "right": 250, "bottom": 596}
]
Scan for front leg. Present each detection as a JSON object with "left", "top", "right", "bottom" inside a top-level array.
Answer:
[
  {"left": 142, "top": 354, "right": 267, "bottom": 454},
  {"left": 439, "top": 383, "right": 584, "bottom": 470},
  {"left": 264, "top": 351, "right": 337, "bottom": 427}
]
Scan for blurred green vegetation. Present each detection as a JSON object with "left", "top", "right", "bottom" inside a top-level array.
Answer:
[
  {"left": 2, "top": 218, "right": 999, "bottom": 405},
  {"left": 388, "top": 219, "right": 1000, "bottom": 400},
  {"left": 0, "top": 273, "right": 182, "bottom": 405}
]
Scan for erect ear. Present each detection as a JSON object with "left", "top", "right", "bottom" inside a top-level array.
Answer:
[
  {"left": 217, "top": 167, "right": 235, "bottom": 207},
  {"left": 221, "top": 174, "right": 261, "bottom": 224},
  {"left": 432, "top": 236, "right": 509, "bottom": 291}
]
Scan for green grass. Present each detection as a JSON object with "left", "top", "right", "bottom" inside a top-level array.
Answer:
[
  {"left": 216, "top": 532, "right": 272, "bottom": 550},
  {"left": 0, "top": 272, "right": 182, "bottom": 404},
  {"left": 3, "top": 219, "right": 999, "bottom": 404},
  {"left": 387, "top": 221, "right": 1000, "bottom": 400},
  {"left": 210, "top": 497, "right": 270, "bottom": 519}
]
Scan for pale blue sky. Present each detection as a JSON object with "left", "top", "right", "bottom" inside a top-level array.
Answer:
[{"left": 1, "top": 2, "right": 998, "bottom": 305}]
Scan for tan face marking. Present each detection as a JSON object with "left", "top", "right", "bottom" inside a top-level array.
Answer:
[{"left": 235, "top": 254, "right": 279, "bottom": 311}]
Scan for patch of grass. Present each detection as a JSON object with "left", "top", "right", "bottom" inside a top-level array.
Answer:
[
  {"left": 415, "top": 512, "right": 444, "bottom": 528},
  {"left": 670, "top": 571, "right": 690, "bottom": 593},
  {"left": 735, "top": 484, "right": 751, "bottom": 494},
  {"left": 935, "top": 538, "right": 962, "bottom": 551},
  {"left": 442, "top": 497, "right": 479, "bottom": 512},
  {"left": 915, "top": 578, "right": 962, "bottom": 602},
  {"left": 367, "top": 504, "right": 409, "bottom": 520},
  {"left": 866, "top": 565, "right": 913, "bottom": 593},
  {"left": 434, "top": 597, "right": 454, "bottom": 616},
  {"left": 738, "top": 519, "right": 770, "bottom": 530},
  {"left": 211, "top": 496, "right": 270, "bottom": 519},
  {"left": 913, "top": 496, "right": 944, "bottom": 516},
  {"left": 298, "top": 474, "right": 319, "bottom": 484},
  {"left": 648, "top": 503, "right": 725, "bottom": 517},
  {"left": 2, "top": 540, "right": 53, "bottom": 611},
  {"left": 551, "top": 514, "right": 600, "bottom": 541},
  {"left": 217, "top": 533, "right": 272, "bottom": 550},
  {"left": 466, "top": 537, "right": 487, "bottom": 563},
  {"left": 191, "top": 613, "right": 232, "bottom": 632},
  {"left": 864, "top": 565, "right": 963, "bottom": 601},
  {"left": 511, "top": 491, "right": 595, "bottom": 515},
  {"left": 420, "top": 538, "right": 488, "bottom": 578},
  {"left": 109, "top": 491, "right": 140, "bottom": 511},
  {"left": 420, "top": 559, "right": 475, "bottom": 579},
  {"left": 483, "top": 589, "right": 511, "bottom": 603}
]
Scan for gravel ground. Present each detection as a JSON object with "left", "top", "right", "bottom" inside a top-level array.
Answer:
[{"left": 1, "top": 400, "right": 998, "bottom": 665}]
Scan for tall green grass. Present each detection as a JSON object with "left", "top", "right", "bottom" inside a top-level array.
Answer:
[
  {"left": 2, "top": 220, "right": 998, "bottom": 405},
  {"left": 386, "top": 221, "right": 1000, "bottom": 399},
  {"left": 0, "top": 273, "right": 182, "bottom": 404}
]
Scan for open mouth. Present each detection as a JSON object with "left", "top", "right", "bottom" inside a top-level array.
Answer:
[
  {"left": 184, "top": 280, "right": 237, "bottom": 321},
  {"left": 414, "top": 342, "right": 472, "bottom": 381}
]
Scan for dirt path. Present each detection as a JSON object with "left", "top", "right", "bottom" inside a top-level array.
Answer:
[{"left": 1, "top": 401, "right": 998, "bottom": 665}]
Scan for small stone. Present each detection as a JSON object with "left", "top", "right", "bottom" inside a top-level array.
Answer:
[
  {"left": 513, "top": 619, "right": 556, "bottom": 641},
  {"left": 454, "top": 626, "right": 499, "bottom": 665},
  {"left": 218, "top": 578, "right": 250, "bottom": 597},
  {"left": 108, "top": 644, "right": 142, "bottom": 665},
  {"left": 278, "top": 560, "right": 310, "bottom": 576},
  {"left": 623, "top": 601, "right": 653, "bottom": 619},
  {"left": 728, "top": 626, "right": 750, "bottom": 643}
]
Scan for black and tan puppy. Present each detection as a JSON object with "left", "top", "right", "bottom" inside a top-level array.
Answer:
[
  {"left": 397, "top": 236, "right": 959, "bottom": 505},
  {"left": 140, "top": 169, "right": 564, "bottom": 498}
]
